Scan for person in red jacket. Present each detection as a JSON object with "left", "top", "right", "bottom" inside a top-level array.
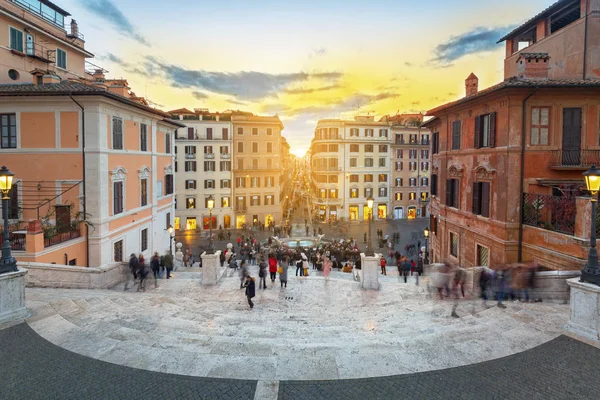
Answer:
[
  {"left": 380, "top": 256, "right": 387, "bottom": 275},
  {"left": 268, "top": 253, "right": 278, "bottom": 284}
]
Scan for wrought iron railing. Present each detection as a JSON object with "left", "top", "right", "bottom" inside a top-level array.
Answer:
[
  {"left": 522, "top": 193, "right": 576, "bottom": 235},
  {"left": 549, "top": 150, "right": 600, "bottom": 168},
  {"left": 44, "top": 227, "right": 81, "bottom": 248}
]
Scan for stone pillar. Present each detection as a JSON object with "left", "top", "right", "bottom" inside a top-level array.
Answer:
[
  {"left": 0, "top": 268, "right": 28, "bottom": 324},
  {"left": 574, "top": 197, "right": 592, "bottom": 240},
  {"left": 566, "top": 278, "right": 600, "bottom": 343},
  {"left": 360, "top": 253, "right": 380, "bottom": 290},
  {"left": 201, "top": 250, "right": 222, "bottom": 286},
  {"left": 174, "top": 242, "right": 184, "bottom": 271}
]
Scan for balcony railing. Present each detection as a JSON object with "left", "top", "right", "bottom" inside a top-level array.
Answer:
[
  {"left": 204, "top": 153, "right": 215, "bottom": 159},
  {"left": 522, "top": 193, "right": 575, "bottom": 235},
  {"left": 185, "top": 153, "right": 196, "bottom": 159},
  {"left": 221, "top": 153, "right": 231, "bottom": 159},
  {"left": 549, "top": 150, "right": 600, "bottom": 170},
  {"left": 25, "top": 42, "right": 56, "bottom": 63},
  {"left": 44, "top": 227, "right": 81, "bottom": 248}
]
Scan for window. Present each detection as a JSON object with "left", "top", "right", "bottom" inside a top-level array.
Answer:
[
  {"left": 432, "top": 132, "right": 439, "bottom": 154},
  {"left": 222, "top": 128, "right": 229, "bottom": 140},
  {"left": 238, "top": 142, "right": 244, "bottom": 153},
  {"left": 222, "top": 196, "right": 230, "bottom": 207},
  {"left": 220, "top": 161, "right": 231, "bottom": 171},
  {"left": 166, "top": 212, "right": 171, "bottom": 230},
  {"left": 450, "top": 232, "right": 459, "bottom": 257},
  {"left": 252, "top": 128, "right": 258, "bottom": 135},
  {"left": 421, "top": 134, "right": 430, "bottom": 145},
  {"left": 237, "top": 127, "right": 243, "bottom": 135},
  {"left": 186, "top": 180, "right": 196, "bottom": 189},
  {"left": 421, "top": 162, "right": 429, "bottom": 171},
  {"left": 394, "top": 193, "right": 402, "bottom": 201},
  {"left": 395, "top": 161, "right": 403, "bottom": 171},
  {"left": 1, "top": 114, "right": 17, "bottom": 148},
  {"left": 267, "top": 128, "right": 273, "bottom": 135},
  {"left": 319, "top": 189, "right": 327, "bottom": 199},
  {"left": 475, "top": 112, "right": 496, "bottom": 148},
  {"left": 140, "top": 179, "right": 148, "bottom": 206},
  {"left": 264, "top": 195, "right": 274, "bottom": 205},
  {"left": 265, "top": 176, "right": 274, "bottom": 187},
  {"left": 409, "top": 192, "right": 416, "bottom": 200},
  {"left": 365, "top": 158, "right": 373, "bottom": 167},
  {"left": 531, "top": 107, "right": 550, "bottom": 145},
  {"left": 409, "top": 149, "right": 417, "bottom": 159},
  {"left": 477, "top": 245, "right": 489, "bottom": 266},
  {"left": 329, "top": 189, "right": 338, "bottom": 199},
  {"left": 56, "top": 48, "right": 67, "bottom": 69},
  {"left": 328, "top": 175, "right": 338, "bottom": 183},
  {"left": 113, "top": 240, "right": 123, "bottom": 262},
  {"left": 364, "top": 174, "right": 373, "bottom": 182},
  {"left": 267, "top": 159, "right": 273, "bottom": 168},
  {"left": 251, "top": 177, "right": 260, "bottom": 187},
  {"left": 206, "top": 127, "right": 213, "bottom": 140},
  {"left": 252, "top": 142, "right": 258, "bottom": 152},
  {"left": 202, "top": 145, "right": 211, "bottom": 154},
  {"left": 252, "top": 196, "right": 262, "bottom": 206},
  {"left": 451, "top": 120, "right": 461, "bottom": 150},
  {"left": 185, "top": 161, "right": 197, "bottom": 171},
  {"left": 379, "top": 145, "right": 388, "bottom": 153},
  {"left": 112, "top": 117, "right": 123, "bottom": 149},
  {"left": 409, "top": 162, "right": 417, "bottom": 171},
  {"left": 175, "top": 162, "right": 178, "bottom": 172},
  {"left": 365, "top": 144, "right": 374, "bottom": 152},
  {"left": 113, "top": 181, "right": 124, "bottom": 215},
  {"left": 378, "top": 174, "right": 387, "bottom": 183},
  {"left": 204, "top": 180, "right": 215, "bottom": 189},
  {"left": 395, "top": 134, "right": 404, "bottom": 144},
  {"left": 252, "top": 159, "right": 258, "bottom": 169},
  {"left": 446, "top": 179, "right": 459, "bottom": 208},
  {"left": 396, "top": 149, "right": 403, "bottom": 159},
  {"left": 267, "top": 142, "right": 273, "bottom": 153},
  {"left": 431, "top": 174, "right": 438, "bottom": 196},
  {"left": 421, "top": 149, "right": 429, "bottom": 159},
  {"left": 186, "top": 197, "right": 196, "bottom": 209},
  {"left": 220, "top": 146, "right": 229, "bottom": 154},
  {"left": 236, "top": 177, "right": 246, "bottom": 188},
  {"left": 409, "top": 178, "right": 417, "bottom": 187},
  {"left": 9, "top": 27, "right": 23, "bottom": 52},
  {"left": 350, "top": 188, "right": 359, "bottom": 198},
  {"left": 378, "top": 158, "right": 386, "bottom": 167},
  {"left": 165, "top": 174, "right": 173, "bottom": 195},
  {"left": 221, "top": 179, "right": 231, "bottom": 189},
  {"left": 395, "top": 178, "right": 403, "bottom": 187},
  {"left": 409, "top": 134, "right": 418, "bottom": 144},
  {"left": 187, "top": 127, "right": 194, "bottom": 139},
  {"left": 140, "top": 124, "right": 148, "bottom": 151},
  {"left": 238, "top": 159, "right": 244, "bottom": 170},
  {"left": 379, "top": 187, "right": 387, "bottom": 197},
  {"left": 379, "top": 129, "right": 388, "bottom": 138},
  {"left": 166, "top": 133, "right": 171, "bottom": 153},
  {"left": 365, "top": 129, "right": 374, "bottom": 137},
  {"left": 421, "top": 178, "right": 428, "bottom": 186},
  {"left": 364, "top": 187, "right": 373, "bottom": 198},
  {"left": 141, "top": 228, "right": 148, "bottom": 252},
  {"left": 421, "top": 192, "right": 428, "bottom": 201},
  {"left": 204, "top": 161, "right": 215, "bottom": 171},
  {"left": 349, "top": 174, "right": 359, "bottom": 183},
  {"left": 472, "top": 182, "right": 491, "bottom": 217},
  {"left": 350, "top": 144, "right": 359, "bottom": 152},
  {"left": 350, "top": 158, "right": 357, "bottom": 167}
]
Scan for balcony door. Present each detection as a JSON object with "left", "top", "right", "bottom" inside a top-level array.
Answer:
[{"left": 562, "top": 108, "right": 582, "bottom": 166}]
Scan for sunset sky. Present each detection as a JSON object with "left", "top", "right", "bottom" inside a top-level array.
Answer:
[{"left": 66, "top": 0, "right": 552, "bottom": 156}]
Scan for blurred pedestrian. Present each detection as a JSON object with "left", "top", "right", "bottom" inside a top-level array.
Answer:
[
  {"left": 258, "top": 257, "right": 267, "bottom": 290},
  {"left": 124, "top": 253, "right": 139, "bottom": 291},
  {"left": 280, "top": 255, "right": 289, "bottom": 288},
  {"left": 380, "top": 256, "right": 387, "bottom": 275},
  {"left": 243, "top": 275, "right": 256, "bottom": 309},
  {"left": 268, "top": 253, "right": 278, "bottom": 283}
]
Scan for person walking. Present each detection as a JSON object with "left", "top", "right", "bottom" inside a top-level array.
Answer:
[
  {"left": 322, "top": 256, "right": 332, "bottom": 280},
  {"left": 258, "top": 257, "right": 267, "bottom": 290},
  {"left": 295, "top": 255, "right": 304, "bottom": 276},
  {"left": 402, "top": 257, "right": 411, "bottom": 283},
  {"left": 124, "top": 253, "right": 139, "bottom": 291},
  {"left": 243, "top": 275, "right": 256, "bottom": 309},
  {"left": 137, "top": 253, "right": 150, "bottom": 292},
  {"left": 151, "top": 252, "right": 160, "bottom": 288},
  {"left": 380, "top": 256, "right": 387, "bottom": 275},
  {"left": 301, "top": 252, "right": 309, "bottom": 277},
  {"left": 239, "top": 260, "right": 249, "bottom": 289},
  {"left": 268, "top": 253, "right": 278, "bottom": 283},
  {"left": 280, "top": 255, "right": 289, "bottom": 288},
  {"left": 163, "top": 252, "right": 174, "bottom": 279}
]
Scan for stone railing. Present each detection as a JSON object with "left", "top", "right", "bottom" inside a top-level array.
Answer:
[{"left": 20, "top": 262, "right": 128, "bottom": 289}]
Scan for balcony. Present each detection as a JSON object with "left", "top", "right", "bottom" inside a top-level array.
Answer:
[
  {"left": 549, "top": 150, "right": 600, "bottom": 170},
  {"left": 185, "top": 153, "right": 196, "bottom": 159},
  {"left": 25, "top": 42, "right": 56, "bottom": 63},
  {"left": 221, "top": 153, "right": 231, "bottom": 159},
  {"left": 204, "top": 153, "right": 215, "bottom": 159},
  {"left": 44, "top": 227, "right": 81, "bottom": 248}
]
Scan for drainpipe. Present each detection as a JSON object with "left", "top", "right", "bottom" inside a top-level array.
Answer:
[
  {"left": 583, "top": 0, "right": 589, "bottom": 79},
  {"left": 518, "top": 88, "right": 539, "bottom": 262},
  {"left": 69, "top": 94, "right": 89, "bottom": 268}
]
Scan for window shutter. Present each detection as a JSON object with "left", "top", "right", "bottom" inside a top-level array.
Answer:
[
  {"left": 474, "top": 116, "right": 481, "bottom": 149},
  {"left": 472, "top": 182, "right": 480, "bottom": 214},
  {"left": 481, "top": 182, "right": 491, "bottom": 217},
  {"left": 446, "top": 180, "right": 452, "bottom": 207},
  {"left": 430, "top": 215, "right": 435, "bottom": 234},
  {"left": 431, "top": 175, "right": 437, "bottom": 196},
  {"left": 452, "top": 121, "right": 461, "bottom": 150},
  {"left": 489, "top": 112, "right": 496, "bottom": 148},
  {"left": 453, "top": 180, "right": 459, "bottom": 209}
]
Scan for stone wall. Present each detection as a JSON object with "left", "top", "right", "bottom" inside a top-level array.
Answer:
[{"left": 20, "top": 262, "right": 128, "bottom": 289}]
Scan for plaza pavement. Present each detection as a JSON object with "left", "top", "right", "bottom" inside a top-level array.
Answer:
[{"left": 2, "top": 266, "right": 599, "bottom": 399}]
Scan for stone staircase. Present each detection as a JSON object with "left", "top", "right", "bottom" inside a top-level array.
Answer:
[{"left": 24, "top": 266, "right": 569, "bottom": 381}]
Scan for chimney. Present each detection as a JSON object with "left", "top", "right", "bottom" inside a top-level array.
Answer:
[
  {"left": 465, "top": 73, "right": 478, "bottom": 97},
  {"left": 106, "top": 79, "right": 130, "bottom": 97},
  {"left": 69, "top": 19, "right": 79, "bottom": 38},
  {"left": 92, "top": 69, "right": 105, "bottom": 82},
  {"left": 516, "top": 53, "right": 550, "bottom": 80}
]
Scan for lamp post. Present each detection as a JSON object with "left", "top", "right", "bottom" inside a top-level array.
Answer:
[
  {"left": 582, "top": 165, "right": 600, "bottom": 286},
  {"left": 207, "top": 195, "right": 215, "bottom": 254},
  {"left": 366, "top": 195, "right": 374, "bottom": 256},
  {"left": 0, "top": 166, "right": 17, "bottom": 274},
  {"left": 423, "top": 227, "right": 430, "bottom": 265},
  {"left": 167, "top": 225, "right": 174, "bottom": 256}
]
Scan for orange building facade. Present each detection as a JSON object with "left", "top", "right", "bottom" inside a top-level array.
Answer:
[
  {"left": 426, "top": 0, "right": 600, "bottom": 270},
  {"left": 0, "top": 0, "right": 181, "bottom": 267}
]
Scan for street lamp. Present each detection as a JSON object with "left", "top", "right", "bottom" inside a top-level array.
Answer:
[
  {"left": 582, "top": 165, "right": 600, "bottom": 285},
  {"left": 366, "top": 195, "right": 374, "bottom": 256},
  {"left": 167, "top": 225, "right": 174, "bottom": 256},
  {"left": 0, "top": 166, "right": 17, "bottom": 274},
  {"left": 423, "top": 227, "right": 430, "bottom": 264},
  {"left": 207, "top": 195, "right": 215, "bottom": 254}
]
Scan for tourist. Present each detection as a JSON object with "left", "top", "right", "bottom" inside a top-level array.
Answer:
[
  {"left": 258, "top": 256, "right": 267, "bottom": 290},
  {"left": 295, "top": 255, "right": 304, "bottom": 276},
  {"left": 138, "top": 254, "right": 150, "bottom": 292},
  {"left": 479, "top": 267, "right": 492, "bottom": 306},
  {"left": 240, "top": 260, "right": 249, "bottom": 289},
  {"left": 124, "top": 253, "right": 139, "bottom": 291},
  {"left": 280, "top": 255, "right": 289, "bottom": 288},
  {"left": 301, "top": 252, "right": 309, "bottom": 276},
  {"left": 163, "top": 252, "right": 174, "bottom": 279},
  {"left": 189, "top": 253, "right": 195, "bottom": 268},
  {"left": 243, "top": 275, "right": 256, "bottom": 309},
  {"left": 402, "top": 257, "right": 411, "bottom": 283},
  {"left": 453, "top": 266, "right": 466, "bottom": 298},
  {"left": 495, "top": 265, "right": 508, "bottom": 309},
  {"left": 151, "top": 252, "right": 160, "bottom": 287},
  {"left": 323, "top": 256, "right": 332, "bottom": 280},
  {"left": 380, "top": 256, "right": 387, "bottom": 275},
  {"left": 268, "top": 253, "right": 278, "bottom": 283}
]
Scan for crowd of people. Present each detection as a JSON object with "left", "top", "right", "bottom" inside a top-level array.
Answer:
[{"left": 126, "top": 252, "right": 174, "bottom": 292}]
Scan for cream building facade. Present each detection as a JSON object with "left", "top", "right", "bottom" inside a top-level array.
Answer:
[
  {"left": 171, "top": 109, "right": 233, "bottom": 232},
  {"left": 310, "top": 116, "right": 392, "bottom": 222}
]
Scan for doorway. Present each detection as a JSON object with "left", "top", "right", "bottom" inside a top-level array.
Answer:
[
  {"left": 224, "top": 215, "right": 231, "bottom": 229},
  {"left": 408, "top": 206, "right": 417, "bottom": 219},
  {"left": 377, "top": 204, "right": 387, "bottom": 219},
  {"left": 562, "top": 107, "right": 582, "bottom": 165},
  {"left": 349, "top": 205, "right": 359, "bottom": 221},
  {"left": 236, "top": 215, "right": 246, "bottom": 229},
  {"left": 394, "top": 207, "right": 403, "bottom": 219},
  {"left": 363, "top": 206, "right": 372, "bottom": 221},
  {"left": 265, "top": 214, "right": 273, "bottom": 227}
]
